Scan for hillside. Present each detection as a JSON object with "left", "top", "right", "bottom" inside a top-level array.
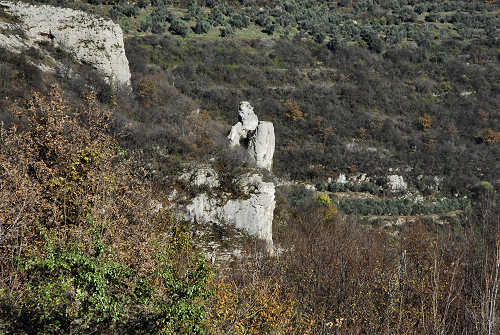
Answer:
[{"left": 1, "top": 0, "right": 499, "bottom": 334}]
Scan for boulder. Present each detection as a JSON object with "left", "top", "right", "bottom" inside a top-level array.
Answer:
[
  {"left": 336, "top": 173, "right": 348, "bottom": 184},
  {"left": 0, "top": 1, "right": 131, "bottom": 87},
  {"left": 228, "top": 122, "right": 244, "bottom": 147}
]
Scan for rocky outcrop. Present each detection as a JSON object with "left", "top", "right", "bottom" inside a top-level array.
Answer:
[
  {"left": 228, "top": 101, "right": 258, "bottom": 147},
  {"left": 238, "top": 101, "right": 259, "bottom": 132},
  {"left": 228, "top": 102, "right": 275, "bottom": 171},
  {"left": 183, "top": 173, "right": 275, "bottom": 253},
  {"left": 179, "top": 164, "right": 220, "bottom": 188},
  {"left": 335, "top": 172, "right": 408, "bottom": 193},
  {"left": 248, "top": 121, "right": 275, "bottom": 171},
  {"left": 387, "top": 175, "right": 408, "bottom": 192},
  {"left": 0, "top": 1, "right": 131, "bottom": 87}
]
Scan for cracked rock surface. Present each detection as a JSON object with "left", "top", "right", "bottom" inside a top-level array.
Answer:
[{"left": 0, "top": 1, "right": 131, "bottom": 87}]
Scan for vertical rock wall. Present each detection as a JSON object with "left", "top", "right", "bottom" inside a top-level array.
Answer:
[{"left": 0, "top": 1, "right": 131, "bottom": 87}]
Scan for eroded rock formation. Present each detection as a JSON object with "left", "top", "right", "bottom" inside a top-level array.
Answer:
[
  {"left": 228, "top": 101, "right": 275, "bottom": 171},
  {"left": 0, "top": 1, "right": 131, "bottom": 87},
  {"left": 185, "top": 173, "right": 275, "bottom": 253}
]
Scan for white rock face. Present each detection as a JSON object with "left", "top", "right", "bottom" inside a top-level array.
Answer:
[
  {"left": 228, "top": 102, "right": 275, "bottom": 172},
  {"left": 248, "top": 121, "right": 275, "bottom": 171},
  {"left": 387, "top": 175, "right": 407, "bottom": 192},
  {"left": 228, "top": 122, "right": 245, "bottom": 147},
  {"left": 185, "top": 173, "right": 275, "bottom": 252},
  {"left": 336, "top": 173, "right": 348, "bottom": 184},
  {"left": 238, "top": 101, "right": 258, "bottom": 131},
  {"left": 228, "top": 102, "right": 258, "bottom": 146},
  {"left": 0, "top": 1, "right": 131, "bottom": 87}
]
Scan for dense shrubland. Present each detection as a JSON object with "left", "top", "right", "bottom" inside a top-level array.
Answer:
[
  {"left": 31, "top": 0, "right": 495, "bottom": 192},
  {"left": 1, "top": 0, "right": 499, "bottom": 333},
  {"left": 124, "top": 33, "right": 499, "bottom": 192}
]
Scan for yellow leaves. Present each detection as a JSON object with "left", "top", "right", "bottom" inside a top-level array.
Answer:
[
  {"left": 209, "top": 275, "right": 295, "bottom": 335},
  {"left": 313, "top": 116, "right": 334, "bottom": 143},
  {"left": 137, "top": 78, "right": 158, "bottom": 108},
  {"left": 484, "top": 129, "right": 500, "bottom": 144},
  {"left": 418, "top": 113, "right": 433, "bottom": 130},
  {"left": 283, "top": 99, "right": 304, "bottom": 122},
  {"left": 316, "top": 192, "right": 331, "bottom": 207},
  {"left": 324, "top": 204, "right": 340, "bottom": 221}
]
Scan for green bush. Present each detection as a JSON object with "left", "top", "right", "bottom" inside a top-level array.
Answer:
[
  {"left": 229, "top": 13, "right": 250, "bottom": 29},
  {"left": 208, "top": 7, "right": 226, "bottom": 26},
  {"left": 333, "top": 197, "right": 469, "bottom": 216},
  {"left": 169, "top": 18, "right": 189, "bottom": 37},
  {"left": 152, "top": 22, "right": 166, "bottom": 34},
  {"left": 220, "top": 24, "right": 234, "bottom": 38},
  {"left": 186, "top": 2, "right": 201, "bottom": 20},
  {"left": 327, "top": 35, "right": 345, "bottom": 52},
  {"left": 1, "top": 223, "right": 214, "bottom": 334},
  {"left": 326, "top": 181, "right": 380, "bottom": 195},
  {"left": 8, "top": 232, "right": 132, "bottom": 333},
  {"left": 152, "top": 254, "right": 213, "bottom": 334},
  {"left": 193, "top": 19, "right": 211, "bottom": 34}
]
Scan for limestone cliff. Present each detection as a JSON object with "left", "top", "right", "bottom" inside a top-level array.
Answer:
[
  {"left": 171, "top": 164, "right": 276, "bottom": 254},
  {"left": 0, "top": 1, "right": 131, "bottom": 87}
]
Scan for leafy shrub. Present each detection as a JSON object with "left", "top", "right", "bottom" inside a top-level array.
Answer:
[
  {"left": 327, "top": 35, "right": 345, "bottom": 52},
  {"left": 333, "top": 197, "right": 469, "bottom": 216},
  {"left": 169, "top": 18, "right": 189, "bottom": 37},
  {"left": 138, "top": 0, "right": 150, "bottom": 8},
  {"left": 152, "top": 22, "right": 166, "bottom": 34},
  {"left": 150, "top": 225, "right": 213, "bottom": 335},
  {"left": 109, "top": 4, "right": 138, "bottom": 19},
  {"left": 208, "top": 263, "right": 295, "bottom": 334},
  {"left": 219, "top": 24, "right": 234, "bottom": 37},
  {"left": 193, "top": 18, "right": 211, "bottom": 34},
  {"left": 15, "top": 233, "right": 132, "bottom": 333},
  {"left": 325, "top": 181, "right": 379, "bottom": 195},
  {"left": 316, "top": 192, "right": 332, "bottom": 206},
  {"left": 151, "top": 6, "right": 174, "bottom": 24},
  {"left": 229, "top": 13, "right": 249, "bottom": 29},
  {"left": 208, "top": 6, "right": 226, "bottom": 26},
  {"left": 186, "top": 1, "right": 202, "bottom": 20},
  {"left": 361, "top": 27, "right": 384, "bottom": 53}
]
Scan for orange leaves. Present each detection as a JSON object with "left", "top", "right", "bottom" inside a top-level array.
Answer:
[
  {"left": 313, "top": 116, "right": 334, "bottom": 143},
  {"left": 476, "top": 128, "right": 500, "bottom": 144},
  {"left": 418, "top": 113, "right": 433, "bottom": 130},
  {"left": 209, "top": 271, "right": 295, "bottom": 334},
  {"left": 484, "top": 129, "right": 500, "bottom": 144},
  {"left": 136, "top": 78, "right": 158, "bottom": 108},
  {"left": 283, "top": 99, "right": 304, "bottom": 122}
]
